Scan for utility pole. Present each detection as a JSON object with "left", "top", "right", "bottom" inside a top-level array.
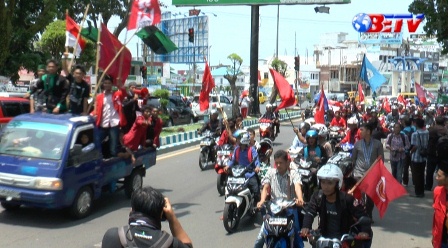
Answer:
[{"left": 276, "top": 5, "right": 279, "bottom": 58}]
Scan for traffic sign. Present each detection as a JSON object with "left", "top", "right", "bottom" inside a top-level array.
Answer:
[{"left": 173, "top": 0, "right": 350, "bottom": 6}]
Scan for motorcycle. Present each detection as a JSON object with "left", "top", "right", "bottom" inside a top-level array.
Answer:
[
  {"left": 259, "top": 118, "right": 275, "bottom": 141},
  {"left": 198, "top": 130, "right": 218, "bottom": 170},
  {"left": 262, "top": 198, "right": 297, "bottom": 248},
  {"left": 291, "top": 157, "right": 318, "bottom": 202},
  {"left": 328, "top": 143, "right": 356, "bottom": 192},
  {"left": 215, "top": 144, "right": 234, "bottom": 196},
  {"left": 307, "top": 216, "right": 371, "bottom": 248},
  {"left": 328, "top": 126, "right": 345, "bottom": 152},
  {"left": 223, "top": 165, "right": 256, "bottom": 233}
]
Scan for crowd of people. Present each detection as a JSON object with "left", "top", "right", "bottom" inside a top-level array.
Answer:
[{"left": 24, "top": 58, "right": 163, "bottom": 161}]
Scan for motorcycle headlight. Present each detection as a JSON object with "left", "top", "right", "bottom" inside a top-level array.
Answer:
[{"left": 270, "top": 202, "right": 282, "bottom": 215}]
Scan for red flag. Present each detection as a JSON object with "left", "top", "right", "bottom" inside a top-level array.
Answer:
[
  {"left": 315, "top": 86, "right": 326, "bottom": 124},
  {"left": 65, "top": 14, "right": 86, "bottom": 57},
  {"left": 414, "top": 82, "right": 426, "bottom": 99},
  {"left": 358, "top": 82, "right": 365, "bottom": 102},
  {"left": 199, "top": 61, "right": 215, "bottom": 111},
  {"left": 269, "top": 69, "right": 296, "bottom": 110},
  {"left": 397, "top": 94, "right": 406, "bottom": 105},
  {"left": 258, "top": 70, "right": 261, "bottom": 82},
  {"left": 357, "top": 159, "right": 407, "bottom": 218},
  {"left": 127, "top": 0, "right": 161, "bottom": 30},
  {"left": 382, "top": 97, "right": 391, "bottom": 113},
  {"left": 99, "top": 23, "right": 132, "bottom": 84}
]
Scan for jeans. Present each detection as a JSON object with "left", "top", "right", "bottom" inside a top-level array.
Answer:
[
  {"left": 442, "top": 243, "right": 448, "bottom": 248},
  {"left": 411, "top": 161, "right": 426, "bottom": 196},
  {"left": 402, "top": 153, "right": 411, "bottom": 185},
  {"left": 425, "top": 156, "right": 438, "bottom": 190},
  {"left": 100, "top": 126, "right": 119, "bottom": 157},
  {"left": 247, "top": 176, "right": 261, "bottom": 203},
  {"left": 390, "top": 159, "right": 403, "bottom": 184},
  {"left": 254, "top": 207, "right": 304, "bottom": 248}
]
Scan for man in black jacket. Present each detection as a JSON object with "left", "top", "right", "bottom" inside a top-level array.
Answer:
[
  {"left": 301, "top": 164, "right": 372, "bottom": 248},
  {"left": 426, "top": 116, "right": 448, "bottom": 191},
  {"left": 101, "top": 186, "right": 193, "bottom": 248},
  {"left": 28, "top": 59, "right": 70, "bottom": 114}
]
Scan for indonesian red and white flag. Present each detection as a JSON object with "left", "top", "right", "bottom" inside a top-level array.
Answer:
[
  {"left": 65, "top": 14, "right": 86, "bottom": 57},
  {"left": 127, "top": 0, "right": 161, "bottom": 30}
]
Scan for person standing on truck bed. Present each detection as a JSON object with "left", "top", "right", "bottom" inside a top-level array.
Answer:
[
  {"left": 121, "top": 82, "right": 140, "bottom": 134},
  {"left": 25, "top": 64, "right": 46, "bottom": 113},
  {"left": 123, "top": 106, "right": 151, "bottom": 151},
  {"left": 61, "top": 54, "right": 90, "bottom": 116},
  {"left": 93, "top": 75, "right": 127, "bottom": 158},
  {"left": 146, "top": 105, "right": 163, "bottom": 149},
  {"left": 27, "top": 59, "right": 70, "bottom": 114}
]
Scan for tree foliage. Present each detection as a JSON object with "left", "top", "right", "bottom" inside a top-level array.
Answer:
[
  {"left": 269, "top": 58, "right": 288, "bottom": 104},
  {"left": 0, "top": 0, "right": 59, "bottom": 81},
  {"left": 224, "top": 53, "right": 243, "bottom": 117},
  {"left": 408, "top": 0, "right": 448, "bottom": 54},
  {"left": 37, "top": 20, "right": 96, "bottom": 69}
]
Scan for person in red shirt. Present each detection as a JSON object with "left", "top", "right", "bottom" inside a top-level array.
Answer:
[
  {"left": 123, "top": 106, "right": 151, "bottom": 151},
  {"left": 330, "top": 110, "right": 347, "bottom": 129},
  {"left": 146, "top": 106, "right": 163, "bottom": 148},
  {"left": 362, "top": 106, "right": 373, "bottom": 123},
  {"left": 217, "top": 118, "right": 237, "bottom": 146},
  {"left": 432, "top": 163, "right": 448, "bottom": 248},
  {"left": 338, "top": 117, "right": 361, "bottom": 146}
]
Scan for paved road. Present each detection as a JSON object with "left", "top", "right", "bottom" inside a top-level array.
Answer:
[{"left": 0, "top": 121, "right": 433, "bottom": 248}]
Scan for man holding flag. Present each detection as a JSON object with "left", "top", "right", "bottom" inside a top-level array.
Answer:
[{"left": 352, "top": 122, "right": 384, "bottom": 220}]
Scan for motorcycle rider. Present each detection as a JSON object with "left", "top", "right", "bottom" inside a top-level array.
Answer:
[
  {"left": 330, "top": 110, "right": 347, "bottom": 129},
  {"left": 272, "top": 102, "right": 281, "bottom": 137},
  {"left": 198, "top": 109, "right": 221, "bottom": 136},
  {"left": 217, "top": 118, "right": 237, "bottom": 146},
  {"left": 292, "top": 122, "right": 310, "bottom": 149},
  {"left": 224, "top": 131, "right": 260, "bottom": 204},
  {"left": 315, "top": 125, "right": 333, "bottom": 158},
  {"left": 299, "top": 130, "right": 329, "bottom": 167},
  {"left": 300, "top": 164, "right": 372, "bottom": 248},
  {"left": 362, "top": 106, "right": 373, "bottom": 123},
  {"left": 386, "top": 105, "right": 400, "bottom": 125},
  {"left": 338, "top": 117, "right": 361, "bottom": 146},
  {"left": 255, "top": 150, "right": 305, "bottom": 248}
]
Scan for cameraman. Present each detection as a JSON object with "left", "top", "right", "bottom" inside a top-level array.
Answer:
[{"left": 101, "top": 186, "right": 193, "bottom": 248}]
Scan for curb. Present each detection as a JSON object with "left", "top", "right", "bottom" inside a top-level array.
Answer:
[{"left": 158, "top": 110, "right": 302, "bottom": 150}]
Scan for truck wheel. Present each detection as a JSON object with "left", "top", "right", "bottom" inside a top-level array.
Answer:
[
  {"left": 69, "top": 186, "right": 93, "bottom": 219},
  {"left": 1, "top": 202, "right": 21, "bottom": 211},
  {"left": 125, "top": 168, "right": 144, "bottom": 198}
]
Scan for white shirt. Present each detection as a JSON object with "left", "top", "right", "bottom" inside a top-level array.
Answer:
[
  {"left": 101, "top": 93, "right": 120, "bottom": 128},
  {"left": 241, "top": 96, "right": 251, "bottom": 108}
]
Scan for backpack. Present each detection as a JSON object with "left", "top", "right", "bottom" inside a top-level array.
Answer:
[
  {"left": 234, "top": 146, "right": 253, "bottom": 163},
  {"left": 437, "top": 134, "right": 448, "bottom": 160},
  {"left": 387, "top": 133, "right": 406, "bottom": 148},
  {"left": 118, "top": 225, "right": 173, "bottom": 248}
]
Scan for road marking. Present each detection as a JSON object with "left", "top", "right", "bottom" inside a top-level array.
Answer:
[{"left": 158, "top": 145, "right": 200, "bottom": 160}]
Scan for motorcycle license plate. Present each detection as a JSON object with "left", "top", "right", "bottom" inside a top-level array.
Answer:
[
  {"left": 0, "top": 188, "right": 20, "bottom": 200},
  {"left": 268, "top": 218, "right": 287, "bottom": 225},
  {"left": 299, "top": 169, "right": 310, "bottom": 176},
  {"left": 200, "top": 141, "right": 211, "bottom": 146},
  {"left": 227, "top": 177, "right": 245, "bottom": 184}
]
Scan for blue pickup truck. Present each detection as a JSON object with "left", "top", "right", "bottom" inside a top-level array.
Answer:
[{"left": 0, "top": 113, "right": 157, "bottom": 218}]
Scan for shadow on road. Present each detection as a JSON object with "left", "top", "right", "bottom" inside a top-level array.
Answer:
[
  {"left": 171, "top": 202, "right": 200, "bottom": 218},
  {"left": 0, "top": 191, "right": 132, "bottom": 228}
]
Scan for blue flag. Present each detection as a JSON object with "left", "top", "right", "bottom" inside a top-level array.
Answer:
[
  {"left": 414, "top": 96, "right": 424, "bottom": 107},
  {"left": 360, "top": 54, "right": 387, "bottom": 93}
]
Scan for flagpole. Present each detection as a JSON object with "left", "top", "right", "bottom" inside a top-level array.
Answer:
[
  {"left": 68, "top": 4, "right": 90, "bottom": 71},
  {"left": 285, "top": 108, "right": 302, "bottom": 141},
  {"left": 65, "top": 10, "right": 70, "bottom": 55},
  {"left": 347, "top": 157, "right": 382, "bottom": 195},
  {"left": 88, "top": 15, "right": 103, "bottom": 113}
]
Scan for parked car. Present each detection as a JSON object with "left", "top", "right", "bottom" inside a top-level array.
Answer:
[
  {"left": 147, "top": 96, "right": 196, "bottom": 127},
  {"left": 0, "top": 97, "right": 30, "bottom": 130},
  {"left": 191, "top": 94, "right": 233, "bottom": 120}
]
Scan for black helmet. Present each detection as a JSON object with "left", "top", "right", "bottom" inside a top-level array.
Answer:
[{"left": 299, "top": 122, "right": 310, "bottom": 132}]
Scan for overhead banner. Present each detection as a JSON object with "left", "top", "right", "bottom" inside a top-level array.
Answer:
[
  {"left": 173, "top": 0, "right": 350, "bottom": 6},
  {"left": 358, "top": 32, "right": 403, "bottom": 44}
]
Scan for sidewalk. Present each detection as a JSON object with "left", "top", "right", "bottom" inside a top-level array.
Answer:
[{"left": 159, "top": 110, "right": 302, "bottom": 150}]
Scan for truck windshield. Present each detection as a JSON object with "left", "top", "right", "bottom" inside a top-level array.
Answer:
[{"left": 0, "top": 121, "right": 70, "bottom": 160}]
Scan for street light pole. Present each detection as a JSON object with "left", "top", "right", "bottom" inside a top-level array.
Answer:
[{"left": 276, "top": 5, "right": 279, "bottom": 58}]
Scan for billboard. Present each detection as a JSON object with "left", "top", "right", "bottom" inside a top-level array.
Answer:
[
  {"left": 358, "top": 32, "right": 402, "bottom": 44},
  {"left": 173, "top": 0, "right": 350, "bottom": 6},
  {"left": 421, "top": 51, "right": 440, "bottom": 89}
]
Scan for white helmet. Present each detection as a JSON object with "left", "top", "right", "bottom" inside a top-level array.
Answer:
[
  {"left": 347, "top": 117, "right": 358, "bottom": 125},
  {"left": 239, "top": 132, "right": 250, "bottom": 145},
  {"left": 317, "top": 164, "right": 344, "bottom": 190},
  {"left": 288, "top": 146, "right": 303, "bottom": 159},
  {"left": 266, "top": 103, "right": 272, "bottom": 108},
  {"left": 311, "top": 124, "right": 328, "bottom": 137}
]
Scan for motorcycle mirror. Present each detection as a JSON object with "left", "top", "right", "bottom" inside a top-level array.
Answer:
[{"left": 353, "top": 216, "right": 372, "bottom": 227}]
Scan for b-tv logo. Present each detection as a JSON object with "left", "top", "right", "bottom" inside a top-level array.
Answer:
[{"left": 352, "top": 13, "right": 425, "bottom": 33}]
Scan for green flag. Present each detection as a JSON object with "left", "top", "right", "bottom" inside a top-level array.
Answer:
[
  {"left": 80, "top": 20, "right": 98, "bottom": 43},
  {"left": 437, "top": 94, "right": 448, "bottom": 104},
  {"left": 136, "top": 26, "right": 178, "bottom": 54}
]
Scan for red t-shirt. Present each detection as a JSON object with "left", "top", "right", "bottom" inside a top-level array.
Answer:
[{"left": 330, "top": 117, "right": 346, "bottom": 128}]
